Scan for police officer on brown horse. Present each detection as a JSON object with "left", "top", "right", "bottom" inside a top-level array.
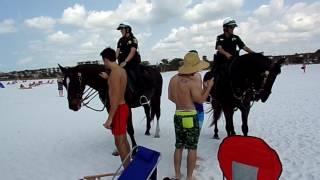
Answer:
[{"left": 116, "top": 23, "right": 148, "bottom": 105}]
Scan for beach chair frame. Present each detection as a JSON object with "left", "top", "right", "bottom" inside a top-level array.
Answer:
[{"left": 82, "top": 146, "right": 161, "bottom": 180}]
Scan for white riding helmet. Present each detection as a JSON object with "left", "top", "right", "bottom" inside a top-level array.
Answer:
[{"left": 223, "top": 17, "right": 238, "bottom": 27}]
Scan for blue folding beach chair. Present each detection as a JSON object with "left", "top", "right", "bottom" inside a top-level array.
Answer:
[
  {"left": 115, "top": 146, "right": 161, "bottom": 180},
  {"left": 82, "top": 146, "right": 161, "bottom": 180}
]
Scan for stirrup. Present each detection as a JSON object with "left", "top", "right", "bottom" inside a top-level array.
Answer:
[{"left": 139, "top": 95, "right": 150, "bottom": 106}]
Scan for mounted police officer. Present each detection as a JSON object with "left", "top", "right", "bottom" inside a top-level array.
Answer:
[
  {"left": 212, "top": 17, "right": 255, "bottom": 93},
  {"left": 116, "top": 23, "right": 141, "bottom": 67},
  {"left": 116, "top": 23, "right": 147, "bottom": 104}
]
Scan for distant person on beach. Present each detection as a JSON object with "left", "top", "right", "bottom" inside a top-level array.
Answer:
[
  {"left": 20, "top": 84, "right": 31, "bottom": 89},
  {"left": 168, "top": 51, "right": 214, "bottom": 180},
  {"left": 99, "top": 47, "right": 131, "bottom": 168},
  {"left": 57, "top": 78, "right": 64, "bottom": 97},
  {"left": 301, "top": 62, "right": 306, "bottom": 73}
]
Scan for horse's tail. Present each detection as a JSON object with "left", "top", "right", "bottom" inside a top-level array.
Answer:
[
  {"left": 210, "top": 99, "right": 223, "bottom": 127},
  {"left": 150, "top": 71, "right": 163, "bottom": 121}
]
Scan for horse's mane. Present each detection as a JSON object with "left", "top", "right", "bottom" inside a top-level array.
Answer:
[
  {"left": 76, "top": 64, "right": 106, "bottom": 74},
  {"left": 234, "top": 53, "right": 272, "bottom": 76}
]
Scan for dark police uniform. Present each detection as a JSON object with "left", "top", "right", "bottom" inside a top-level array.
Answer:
[
  {"left": 212, "top": 33, "right": 246, "bottom": 81},
  {"left": 117, "top": 35, "right": 143, "bottom": 96},
  {"left": 215, "top": 33, "right": 245, "bottom": 63},
  {"left": 117, "top": 36, "right": 141, "bottom": 67}
]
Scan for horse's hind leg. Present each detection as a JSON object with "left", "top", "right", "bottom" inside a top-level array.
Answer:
[
  {"left": 151, "top": 95, "right": 161, "bottom": 138},
  {"left": 213, "top": 121, "right": 219, "bottom": 139},
  {"left": 240, "top": 106, "right": 250, "bottom": 136},
  {"left": 223, "top": 105, "right": 236, "bottom": 136},
  {"left": 143, "top": 104, "right": 151, "bottom": 136},
  {"left": 211, "top": 97, "right": 222, "bottom": 139},
  {"left": 127, "top": 108, "right": 137, "bottom": 148},
  {"left": 213, "top": 107, "right": 220, "bottom": 139}
]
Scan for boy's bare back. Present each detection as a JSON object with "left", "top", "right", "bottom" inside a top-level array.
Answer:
[
  {"left": 108, "top": 66, "right": 127, "bottom": 104},
  {"left": 169, "top": 74, "right": 199, "bottom": 110}
]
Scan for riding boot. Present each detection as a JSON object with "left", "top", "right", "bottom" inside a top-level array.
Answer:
[
  {"left": 234, "top": 88, "right": 242, "bottom": 98},
  {"left": 135, "top": 69, "right": 149, "bottom": 105},
  {"left": 125, "top": 68, "right": 136, "bottom": 93},
  {"left": 128, "top": 63, "right": 149, "bottom": 105}
]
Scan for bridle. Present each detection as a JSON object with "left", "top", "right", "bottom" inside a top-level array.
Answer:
[
  {"left": 81, "top": 87, "right": 106, "bottom": 111},
  {"left": 67, "top": 72, "right": 106, "bottom": 111},
  {"left": 232, "top": 67, "right": 272, "bottom": 107}
]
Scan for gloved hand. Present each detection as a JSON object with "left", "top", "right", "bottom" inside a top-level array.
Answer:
[{"left": 120, "top": 61, "right": 127, "bottom": 67}]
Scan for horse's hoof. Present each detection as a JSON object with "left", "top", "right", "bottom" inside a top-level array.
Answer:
[
  {"left": 145, "top": 132, "right": 151, "bottom": 136},
  {"left": 112, "top": 150, "right": 119, "bottom": 156},
  {"left": 213, "top": 135, "right": 220, "bottom": 139},
  {"left": 154, "top": 135, "right": 160, "bottom": 138}
]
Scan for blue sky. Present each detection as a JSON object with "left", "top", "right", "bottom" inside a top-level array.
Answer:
[{"left": 0, "top": 0, "right": 319, "bottom": 72}]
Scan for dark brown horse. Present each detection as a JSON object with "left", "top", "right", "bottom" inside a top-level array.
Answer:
[
  {"left": 204, "top": 53, "right": 285, "bottom": 139},
  {"left": 59, "top": 64, "right": 163, "bottom": 148}
]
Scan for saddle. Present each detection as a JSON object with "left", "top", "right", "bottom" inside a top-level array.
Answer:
[{"left": 125, "top": 65, "right": 154, "bottom": 107}]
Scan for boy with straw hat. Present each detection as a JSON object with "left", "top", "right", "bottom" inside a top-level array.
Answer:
[{"left": 168, "top": 51, "right": 214, "bottom": 180}]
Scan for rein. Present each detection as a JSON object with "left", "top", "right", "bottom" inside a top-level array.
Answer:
[
  {"left": 81, "top": 87, "right": 106, "bottom": 112},
  {"left": 229, "top": 56, "right": 272, "bottom": 107}
]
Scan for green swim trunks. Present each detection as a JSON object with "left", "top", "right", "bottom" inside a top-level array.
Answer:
[{"left": 174, "top": 110, "right": 200, "bottom": 150}]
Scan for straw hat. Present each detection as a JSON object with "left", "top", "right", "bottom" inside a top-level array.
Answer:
[{"left": 178, "top": 52, "right": 209, "bottom": 74}]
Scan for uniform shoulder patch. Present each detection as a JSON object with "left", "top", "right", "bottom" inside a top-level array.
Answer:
[{"left": 133, "top": 38, "right": 138, "bottom": 44}]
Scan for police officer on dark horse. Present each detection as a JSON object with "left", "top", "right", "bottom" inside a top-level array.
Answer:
[
  {"left": 116, "top": 23, "right": 148, "bottom": 105},
  {"left": 213, "top": 17, "right": 255, "bottom": 88},
  {"left": 205, "top": 18, "right": 254, "bottom": 138},
  {"left": 205, "top": 17, "right": 285, "bottom": 139}
]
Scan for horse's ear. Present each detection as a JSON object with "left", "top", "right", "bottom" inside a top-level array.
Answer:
[{"left": 58, "top": 64, "right": 67, "bottom": 74}]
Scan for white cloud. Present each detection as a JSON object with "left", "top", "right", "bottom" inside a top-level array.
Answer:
[
  {"left": 17, "top": 57, "right": 33, "bottom": 65},
  {"left": 184, "top": 0, "right": 244, "bottom": 22},
  {"left": 47, "top": 31, "right": 73, "bottom": 44},
  {"left": 253, "top": 0, "right": 284, "bottom": 19},
  {"left": 79, "top": 33, "right": 107, "bottom": 50},
  {"left": 151, "top": 20, "right": 222, "bottom": 60},
  {"left": 116, "top": 0, "right": 152, "bottom": 23},
  {"left": 151, "top": 0, "right": 320, "bottom": 60},
  {"left": 149, "top": 0, "right": 192, "bottom": 23},
  {"left": 59, "top": 2, "right": 152, "bottom": 31},
  {"left": 270, "top": 0, "right": 284, "bottom": 10},
  {"left": 59, "top": 0, "right": 193, "bottom": 31},
  {"left": 135, "top": 32, "right": 152, "bottom": 43},
  {"left": 24, "top": 16, "right": 56, "bottom": 31},
  {"left": 60, "top": 4, "right": 87, "bottom": 26},
  {"left": 7, "top": 0, "right": 320, "bottom": 70},
  {"left": 85, "top": 10, "right": 114, "bottom": 28},
  {"left": 237, "top": 0, "right": 320, "bottom": 54},
  {"left": 284, "top": 2, "right": 320, "bottom": 32},
  {"left": 0, "top": 19, "right": 17, "bottom": 34}
]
